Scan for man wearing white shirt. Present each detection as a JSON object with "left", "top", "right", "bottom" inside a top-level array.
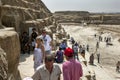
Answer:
[
  {"left": 40, "top": 29, "right": 52, "bottom": 55},
  {"left": 32, "top": 54, "right": 61, "bottom": 80}
]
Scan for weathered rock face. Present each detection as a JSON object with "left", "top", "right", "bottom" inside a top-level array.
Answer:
[
  {"left": 0, "top": 0, "right": 53, "bottom": 80},
  {"left": 1, "top": 0, "right": 53, "bottom": 34},
  {"left": 0, "top": 29, "right": 21, "bottom": 80},
  {"left": 54, "top": 11, "right": 120, "bottom": 25},
  {"left": 0, "top": 0, "right": 3, "bottom": 29},
  {"left": 54, "top": 11, "right": 90, "bottom": 23},
  {"left": 0, "top": 47, "right": 8, "bottom": 80}
]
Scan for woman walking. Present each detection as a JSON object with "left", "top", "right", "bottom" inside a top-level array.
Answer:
[{"left": 33, "top": 37, "right": 45, "bottom": 71}]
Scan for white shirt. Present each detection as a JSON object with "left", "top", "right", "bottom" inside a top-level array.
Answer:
[
  {"left": 32, "top": 64, "right": 61, "bottom": 80},
  {"left": 40, "top": 35, "right": 52, "bottom": 51}
]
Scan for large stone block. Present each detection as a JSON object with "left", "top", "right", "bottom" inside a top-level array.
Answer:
[
  {"left": 0, "top": 0, "right": 52, "bottom": 35},
  {"left": 0, "top": 29, "right": 21, "bottom": 80},
  {"left": 0, "top": 0, "right": 4, "bottom": 29}
]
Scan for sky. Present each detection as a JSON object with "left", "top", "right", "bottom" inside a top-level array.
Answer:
[{"left": 42, "top": 0, "right": 120, "bottom": 13}]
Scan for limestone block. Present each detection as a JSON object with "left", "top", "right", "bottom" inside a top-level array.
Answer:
[
  {"left": 0, "top": 0, "right": 53, "bottom": 52},
  {"left": 48, "top": 25, "right": 57, "bottom": 33},
  {"left": 0, "top": 29, "right": 21, "bottom": 80},
  {"left": 56, "top": 32, "right": 63, "bottom": 39},
  {"left": 0, "top": 0, "right": 4, "bottom": 29},
  {"left": 55, "top": 38, "right": 62, "bottom": 46},
  {"left": 52, "top": 40, "right": 57, "bottom": 50},
  {"left": 80, "top": 61, "right": 92, "bottom": 80},
  {"left": 1, "top": 0, "right": 52, "bottom": 34},
  {"left": 21, "top": 20, "right": 39, "bottom": 33}
]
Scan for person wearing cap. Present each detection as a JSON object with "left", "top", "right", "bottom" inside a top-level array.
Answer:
[
  {"left": 39, "top": 29, "right": 52, "bottom": 55},
  {"left": 32, "top": 54, "right": 61, "bottom": 80},
  {"left": 62, "top": 47, "right": 83, "bottom": 80}
]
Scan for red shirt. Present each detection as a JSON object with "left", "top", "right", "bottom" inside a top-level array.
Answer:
[{"left": 63, "top": 59, "right": 83, "bottom": 80}]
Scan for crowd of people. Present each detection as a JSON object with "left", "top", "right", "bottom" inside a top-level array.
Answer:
[
  {"left": 22, "top": 28, "right": 83, "bottom": 80},
  {"left": 20, "top": 28, "right": 38, "bottom": 54},
  {"left": 22, "top": 28, "right": 119, "bottom": 80},
  {"left": 70, "top": 37, "right": 88, "bottom": 60}
]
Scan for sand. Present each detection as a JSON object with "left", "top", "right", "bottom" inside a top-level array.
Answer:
[{"left": 63, "top": 24, "right": 120, "bottom": 80}]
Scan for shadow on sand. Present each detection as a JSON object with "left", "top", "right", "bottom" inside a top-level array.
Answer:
[{"left": 19, "top": 52, "right": 33, "bottom": 62}]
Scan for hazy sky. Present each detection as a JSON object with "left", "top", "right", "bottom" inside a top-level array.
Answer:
[{"left": 42, "top": 0, "right": 120, "bottom": 13}]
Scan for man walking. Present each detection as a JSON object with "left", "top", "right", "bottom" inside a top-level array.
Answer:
[
  {"left": 40, "top": 29, "right": 52, "bottom": 55},
  {"left": 62, "top": 47, "right": 83, "bottom": 80},
  {"left": 31, "top": 28, "right": 38, "bottom": 50},
  {"left": 32, "top": 54, "right": 61, "bottom": 80}
]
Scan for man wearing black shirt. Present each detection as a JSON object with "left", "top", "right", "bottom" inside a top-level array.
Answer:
[{"left": 31, "top": 28, "right": 38, "bottom": 50}]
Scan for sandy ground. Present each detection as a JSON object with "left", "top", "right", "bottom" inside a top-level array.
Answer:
[
  {"left": 18, "top": 24, "right": 120, "bottom": 80},
  {"left": 63, "top": 24, "right": 120, "bottom": 80},
  {"left": 18, "top": 53, "right": 34, "bottom": 78}
]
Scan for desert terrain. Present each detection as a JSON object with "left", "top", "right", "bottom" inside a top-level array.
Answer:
[{"left": 63, "top": 24, "right": 120, "bottom": 80}]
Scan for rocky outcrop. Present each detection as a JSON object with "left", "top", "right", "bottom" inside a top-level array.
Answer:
[
  {"left": 0, "top": 0, "right": 53, "bottom": 80},
  {"left": 54, "top": 11, "right": 89, "bottom": 23},
  {"left": 0, "top": 29, "right": 21, "bottom": 80},
  {"left": 54, "top": 11, "right": 120, "bottom": 25},
  {"left": 0, "top": 0, "right": 4, "bottom": 29},
  {"left": 1, "top": 0, "right": 53, "bottom": 34}
]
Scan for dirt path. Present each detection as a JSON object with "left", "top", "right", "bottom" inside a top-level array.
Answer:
[
  {"left": 63, "top": 24, "right": 120, "bottom": 80},
  {"left": 18, "top": 53, "right": 34, "bottom": 79}
]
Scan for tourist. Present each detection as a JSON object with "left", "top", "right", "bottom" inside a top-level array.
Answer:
[
  {"left": 70, "top": 37, "right": 75, "bottom": 44},
  {"left": 81, "top": 45, "right": 86, "bottom": 58},
  {"left": 79, "top": 45, "right": 83, "bottom": 53},
  {"left": 55, "top": 47, "right": 64, "bottom": 63},
  {"left": 86, "top": 44, "right": 89, "bottom": 52},
  {"left": 94, "top": 34, "right": 96, "bottom": 38},
  {"left": 106, "top": 38, "right": 109, "bottom": 46},
  {"left": 116, "top": 61, "right": 120, "bottom": 72},
  {"left": 21, "top": 32, "right": 30, "bottom": 54},
  {"left": 39, "top": 29, "right": 52, "bottom": 55},
  {"left": 33, "top": 37, "right": 45, "bottom": 71},
  {"left": 72, "top": 42, "right": 79, "bottom": 60},
  {"left": 99, "top": 35, "right": 102, "bottom": 42},
  {"left": 96, "top": 41, "right": 99, "bottom": 49},
  {"left": 97, "top": 52, "right": 100, "bottom": 63},
  {"left": 63, "top": 47, "right": 83, "bottom": 80},
  {"left": 59, "top": 40, "right": 67, "bottom": 51},
  {"left": 32, "top": 54, "right": 61, "bottom": 80},
  {"left": 89, "top": 53, "right": 94, "bottom": 65},
  {"left": 31, "top": 28, "right": 38, "bottom": 50},
  {"left": 104, "top": 37, "right": 106, "bottom": 42}
]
